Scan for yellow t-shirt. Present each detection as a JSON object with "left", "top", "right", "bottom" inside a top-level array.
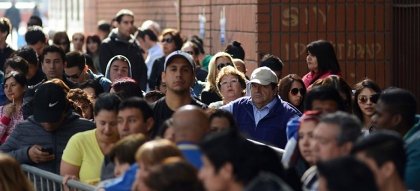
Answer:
[{"left": 62, "top": 129, "right": 103, "bottom": 185}]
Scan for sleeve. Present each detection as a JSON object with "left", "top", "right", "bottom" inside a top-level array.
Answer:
[
  {"left": 0, "top": 125, "right": 33, "bottom": 164},
  {"left": 0, "top": 106, "right": 11, "bottom": 138},
  {"left": 61, "top": 133, "right": 84, "bottom": 167},
  {"left": 405, "top": 140, "right": 420, "bottom": 190},
  {"left": 220, "top": 101, "right": 234, "bottom": 113}
]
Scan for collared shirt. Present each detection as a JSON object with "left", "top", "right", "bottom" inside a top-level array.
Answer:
[{"left": 251, "top": 97, "right": 278, "bottom": 126}]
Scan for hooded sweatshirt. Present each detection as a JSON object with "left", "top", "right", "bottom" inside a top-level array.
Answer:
[{"left": 104, "top": 55, "right": 133, "bottom": 82}]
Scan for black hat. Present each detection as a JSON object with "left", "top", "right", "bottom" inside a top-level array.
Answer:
[
  {"left": 33, "top": 83, "right": 68, "bottom": 123},
  {"left": 164, "top": 50, "right": 195, "bottom": 72}
]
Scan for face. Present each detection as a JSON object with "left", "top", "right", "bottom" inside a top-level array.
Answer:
[
  {"left": 215, "top": 57, "right": 233, "bottom": 72},
  {"left": 118, "top": 108, "right": 151, "bottom": 138},
  {"left": 311, "top": 100, "right": 338, "bottom": 114},
  {"left": 4, "top": 77, "right": 25, "bottom": 101},
  {"left": 371, "top": 100, "right": 396, "bottom": 130},
  {"left": 198, "top": 156, "right": 229, "bottom": 191},
  {"left": 40, "top": 114, "right": 65, "bottom": 132},
  {"left": 163, "top": 125, "right": 175, "bottom": 142},
  {"left": 29, "top": 41, "right": 45, "bottom": 56},
  {"left": 312, "top": 122, "right": 343, "bottom": 162},
  {"left": 181, "top": 46, "right": 198, "bottom": 63},
  {"left": 110, "top": 60, "right": 129, "bottom": 82},
  {"left": 94, "top": 110, "right": 119, "bottom": 144},
  {"left": 74, "top": 100, "right": 93, "bottom": 119},
  {"left": 233, "top": 60, "right": 246, "bottom": 75},
  {"left": 318, "top": 176, "right": 329, "bottom": 191},
  {"left": 288, "top": 81, "right": 305, "bottom": 107},
  {"left": 357, "top": 88, "right": 377, "bottom": 117},
  {"left": 209, "top": 117, "right": 231, "bottom": 132},
  {"left": 72, "top": 34, "right": 84, "bottom": 51},
  {"left": 356, "top": 152, "right": 385, "bottom": 188},
  {"left": 114, "top": 158, "right": 131, "bottom": 177},
  {"left": 219, "top": 74, "right": 243, "bottom": 102},
  {"left": 64, "top": 66, "right": 84, "bottom": 84},
  {"left": 162, "top": 34, "right": 176, "bottom": 55},
  {"left": 306, "top": 51, "right": 318, "bottom": 72},
  {"left": 117, "top": 15, "right": 134, "bottom": 38},
  {"left": 251, "top": 83, "right": 276, "bottom": 109},
  {"left": 42, "top": 52, "right": 64, "bottom": 80},
  {"left": 56, "top": 40, "right": 69, "bottom": 53},
  {"left": 87, "top": 40, "right": 99, "bottom": 53},
  {"left": 27, "top": 63, "right": 38, "bottom": 79},
  {"left": 162, "top": 57, "right": 194, "bottom": 94},
  {"left": 298, "top": 120, "right": 317, "bottom": 165}
]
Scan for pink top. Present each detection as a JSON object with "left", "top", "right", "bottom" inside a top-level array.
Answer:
[
  {"left": 302, "top": 71, "right": 336, "bottom": 89},
  {"left": 0, "top": 105, "right": 23, "bottom": 143}
]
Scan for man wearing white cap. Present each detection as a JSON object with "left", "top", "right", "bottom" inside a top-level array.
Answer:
[{"left": 221, "top": 67, "right": 301, "bottom": 148}]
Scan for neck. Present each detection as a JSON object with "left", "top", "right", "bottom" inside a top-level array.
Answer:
[
  {"left": 381, "top": 177, "right": 406, "bottom": 191},
  {"left": 165, "top": 91, "right": 193, "bottom": 111},
  {"left": 228, "top": 182, "right": 244, "bottom": 191},
  {"left": 0, "top": 41, "right": 6, "bottom": 49},
  {"left": 363, "top": 114, "right": 372, "bottom": 128}
]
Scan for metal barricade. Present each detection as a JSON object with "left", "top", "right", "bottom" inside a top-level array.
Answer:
[{"left": 21, "top": 164, "right": 96, "bottom": 191}]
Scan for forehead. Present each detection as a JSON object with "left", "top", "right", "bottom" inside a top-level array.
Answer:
[
  {"left": 216, "top": 56, "right": 231, "bottom": 63},
  {"left": 44, "top": 52, "right": 62, "bottom": 60},
  {"left": 119, "top": 107, "right": 143, "bottom": 116},
  {"left": 315, "top": 122, "right": 339, "bottom": 137},
  {"left": 112, "top": 60, "right": 129, "bottom": 67},
  {"left": 120, "top": 15, "right": 134, "bottom": 22}
]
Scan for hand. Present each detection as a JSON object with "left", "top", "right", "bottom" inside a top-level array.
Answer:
[
  {"left": 28, "top": 145, "right": 54, "bottom": 163},
  {"left": 62, "top": 175, "right": 79, "bottom": 191},
  {"left": 3, "top": 103, "right": 16, "bottom": 117}
]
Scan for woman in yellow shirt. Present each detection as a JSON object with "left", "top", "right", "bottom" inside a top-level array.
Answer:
[{"left": 60, "top": 93, "right": 121, "bottom": 185}]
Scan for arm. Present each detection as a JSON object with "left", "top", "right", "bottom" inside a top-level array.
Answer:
[{"left": 60, "top": 160, "right": 81, "bottom": 179}]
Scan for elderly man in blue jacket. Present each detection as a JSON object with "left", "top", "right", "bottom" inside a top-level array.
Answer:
[{"left": 221, "top": 67, "right": 301, "bottom": 148}]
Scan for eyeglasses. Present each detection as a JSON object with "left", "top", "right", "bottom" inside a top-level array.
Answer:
[
  {"left": 358, "top": 94, "right": 379, "bottom": 104},
  {"left": 65, "top": 70, "right": 83, "bottom": 80},
  {"left": 161, "top": 38, "right": 174, "bottom": 43},
  {"left": 217, "top": 63, "right": 233, "bottom": 70},
  {"left": 220, "top": 79, "right": 239, "bottom": 87},
  {"left": 290, "top": 88, "right": 305, "bottom": 96}
]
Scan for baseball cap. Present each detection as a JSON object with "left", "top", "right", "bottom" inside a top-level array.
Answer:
[
  {"left": 33, "top": 83, "right": 68, "bottom": 123},
  {"left": 249, "top": 66, "right": 278, "bottom": 85},
  {"left": 164, "top": 50, "right": 195, "bottom": 71}
]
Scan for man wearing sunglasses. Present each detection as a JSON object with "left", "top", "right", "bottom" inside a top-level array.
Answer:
[
  {"left": 371, "top": 88, "right": 420, "bottom": 191},
  {"left": 222, "top": 67, "right": 301, "bottom": 149},
  {"left": 100, "top": 9, "right": 147, "bottom": 91},
  {"left": 65, "top": 51, "right": 111, "bottom": 91}
]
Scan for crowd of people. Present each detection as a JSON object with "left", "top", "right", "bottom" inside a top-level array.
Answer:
[{"left": 0, "top": 7, "right": 418, "bottom": 191}]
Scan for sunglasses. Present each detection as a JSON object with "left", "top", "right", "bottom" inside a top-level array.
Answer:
[
  {"left": 358, "top": 94, "right": 379, "bottom": 104},
  {"left": 290, "top": 88, "right": 305, "bottom": 96},
  {"left": 217, "top": 63, "right": 233, "bottom": 70},
  {"left": 161, "top": 38, "right": 174, "bottom": 43}
]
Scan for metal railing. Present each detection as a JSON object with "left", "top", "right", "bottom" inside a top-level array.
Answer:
[{"left": 21, "top": 164, "right": 96, "bottom": 191}]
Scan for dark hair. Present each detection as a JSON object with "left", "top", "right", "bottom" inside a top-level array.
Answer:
[
  {"left": 320, "top": 111, "right": 362, "bottom": 145},
  {"left": 352, "top": 79, "right": 381, "bottom": 123},
  {"left": 161, "top": 28, "right": 183, "bottom": 51},
  {"left": 41, "top": 45, "right": 66, "bottom": 63},
  {"left": 306, "top": 40, "right": 341, "bottom": 82},
  {"left": 27, "top": 15, "right": 43, "bottom": 27},
  {"left": 317, "top": 156, "right": 379, "bottom": 191},
  {"left": 182, "top": 41, "right": 200, "bottom": 56},
  {"left": 311, "top": 75, "right": 353, "bottom": 112},
  {"left": 79, "top": 79, "right": 104, "bottom": 99},
  {"left": 278, "top": 74, "right": 305, "bottom": 111},
  {"left": 137, "top": 29, "right": 158, "bottom": 42},
  {"left": 115, "top": 9, "right": 134, "bottom": 23},
  {"left": 15, "top": 46, "right": 38, "bottom": 65},
  {"left": 111, "top": 77, "right": 143, "bottom": 99},
  {"left": 378, "top": 87, "right": 417, "bottom": 127},
  {"left": 225, "top": 41, "right": 245, "bottom": 60},
  {"left": 209, "top": 109, "right": 238, "bottom": 132},
  {"left": 157, "top": 118, "right": 174, "bottom": 138},
  {"left": 53, "top": 31, "right": 70, "bottom": 53},
  {"left": 144, "top": 160, "right": 203, "bottom": 191},
  {"left": 86, "top": 34, "right": 101, "bottom": 55},
  {"left": 25, "top": 26, "right": 46, "bottom": 45},
  {"left": 97, "top": 21, "right": 111, "bottom": 33},
  {"left": 144, "top": 90, "right": 165, "bottom": 103},
  {"left": 4, "top": 56, "right": 29, "bottom": 76},
  {"left": 0, "top": 17, "right": 11, "bottom": 36},
  {"left": 304, "top": 86, "right": 345, "bottom": 112},
  {"left": 188, "top": 35, "right": 205, "bottom": 54},
  {"left": 119, "top": 97, "right": 153, "bottom": 122},
  {"left": 109, "top": 134, "right": 147, "bottom": 164},
  {"left": 260, "top": 54, "right": 283, "bottom": 72},
  {"left": 93, "top": 93, "right": 121, "bottom": 115},
  {"left": 351, "top": 130, "right": 406, "bottom": 179},
  {"left": 66, "top": 51, "right": 86, "bottom": 70},
  {"left": 3, "top": 71, "right": 27, "bottom": 89}
]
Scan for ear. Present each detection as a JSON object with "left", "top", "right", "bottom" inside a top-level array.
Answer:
[
  {"left": 340, "top": 142, "right": 353, "bottom": 155},
  {"left": 391, "top": 114, "right": 403, "bottom": 127},
  {"left": 219, "top": 162, "right": 234, "bottom": 180},
  {"left": 145, "top": 117, "right": 155, "bottom": 132},
  {"left": 380, "top": 161, "right": 395, "bottom": 179}
]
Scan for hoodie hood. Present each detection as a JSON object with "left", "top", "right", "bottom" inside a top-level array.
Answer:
[
  {"left": 104, "top": 54, "right": 133, "bottom": 81},
  {"left": 109, "top": 28, "right": 137, "bottom": 45}
]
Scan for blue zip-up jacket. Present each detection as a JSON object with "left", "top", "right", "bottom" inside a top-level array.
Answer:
[{"left": 224, "top": 96, "right": 301, "bottom": 148}]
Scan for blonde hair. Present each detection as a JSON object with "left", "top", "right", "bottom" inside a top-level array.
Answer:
[
  {"left": 204, "top": 52, "right": 236, "bottom": 91},
  {"left": 0, "top": 153, "right": 34, "bottom": 191},
  {"left": 135, "top": 139, "right": 182, "bottom": 169}
]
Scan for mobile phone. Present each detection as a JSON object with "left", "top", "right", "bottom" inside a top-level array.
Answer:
[{"left": 41, "top": 147, "right": 53, "bottom": 154}]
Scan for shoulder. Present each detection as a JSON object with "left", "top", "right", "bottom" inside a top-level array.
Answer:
[
  {"left": 191, "top": 98, "right": 208, "bottom": 109},
  {"left": 277, "top": 98, "right": 302, "bottom": 116}
]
